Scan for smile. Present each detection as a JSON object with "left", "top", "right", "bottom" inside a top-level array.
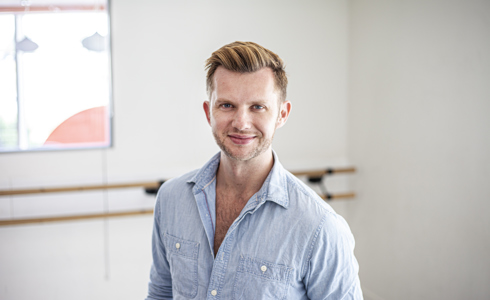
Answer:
[{"left": 228, "top": 134, "right": 256, "bottom": 145}]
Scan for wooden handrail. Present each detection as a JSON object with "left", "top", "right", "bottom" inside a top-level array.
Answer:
[
  {"left": 0, "top": 182, "right": 161, "bottom": 196},
  {"left": 321, "top": 192, "right": 356, "bottom": 200},
  {"left": 0, "top": 210, "right": 154, "bottom": 226},
  {"left": 293, "top": 167, "right": 356, "bottom": 177}
]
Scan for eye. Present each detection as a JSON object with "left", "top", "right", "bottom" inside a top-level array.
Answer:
[
  {"left": 252, "top": 105, "right": 264, "bottom": 110},
  {"left": 220, "top": 103, "right": 233, "bottom": 109}
]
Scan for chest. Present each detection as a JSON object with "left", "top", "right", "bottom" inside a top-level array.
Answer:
[
  {"left": 214, "top": 191, "right": 250, "bottom": 254},
  {"left": 216, "top": 195, "right": 243, "bottom": 227}
]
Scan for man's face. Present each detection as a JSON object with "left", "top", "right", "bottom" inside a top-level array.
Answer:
[{"left": 203, "top": 67, "right": 291, "bottom": 162}]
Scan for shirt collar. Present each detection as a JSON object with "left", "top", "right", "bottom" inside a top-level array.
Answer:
[
  {"left": 188, "top": 150, "right": 289, "bottom": 209},
  {"left": 188, "top": 151, "right": 221, "bottom": 192}
]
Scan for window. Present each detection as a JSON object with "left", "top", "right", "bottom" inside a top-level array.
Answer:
[{"left": 0, "top": 0, "right": 112, "bottom": 152}]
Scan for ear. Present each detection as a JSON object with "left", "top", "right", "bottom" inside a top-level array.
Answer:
[
  {"left": 276, "top": 101, "right": 291, "bottom": 129},
  {"left": 203, "top": 101, "right": 212, "bottom": 125}
]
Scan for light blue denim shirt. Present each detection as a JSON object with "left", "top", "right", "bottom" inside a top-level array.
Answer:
[{"left": 146, "top": 151, "right": 362, "bottom": 300}]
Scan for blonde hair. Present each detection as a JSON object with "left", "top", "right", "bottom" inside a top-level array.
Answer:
[{"left": 205, "top": 41, "right": 288, "bottom": 102}]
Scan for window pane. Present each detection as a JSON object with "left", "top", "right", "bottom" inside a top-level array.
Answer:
[{"left": 21, "top": 12, "right": 111, "bottom": 149}]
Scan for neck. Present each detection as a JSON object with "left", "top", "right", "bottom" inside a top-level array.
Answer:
[{"left": 216, "top": 149, "right": 274, "bottom": 194}]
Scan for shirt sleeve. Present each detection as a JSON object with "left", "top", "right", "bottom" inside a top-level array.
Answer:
[
  {"left": 303, "top": 213, "right": 363, "bottom": 300},
  {"left": 145, "top": 195, "right": 173, "bottom": 300}
]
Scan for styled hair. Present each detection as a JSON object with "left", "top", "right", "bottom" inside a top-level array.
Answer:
[{"left": 205, "top": 41, "right": 288, "bottom": 102}]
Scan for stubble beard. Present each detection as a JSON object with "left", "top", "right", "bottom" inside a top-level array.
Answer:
[{"left": 212, "top": 129, "right": 274, "bottom": 162}]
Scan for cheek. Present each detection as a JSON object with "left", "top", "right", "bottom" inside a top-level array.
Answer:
[
  {"left": 257, "top": 116, "right": 277, "bottom": 133},
  {"left": 210, "top": 113, "right": 229, "bottom": 128}
]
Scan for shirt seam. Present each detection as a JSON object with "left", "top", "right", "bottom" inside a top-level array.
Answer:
[
  {"left": 301, "top": 213, "right": 328, "bottom": 279},
  {"left": 202, "top": 174, "right": 217, "bottom": 190},
  {"left": 202, "top": 188, "right": 215, "bottom": 238}
]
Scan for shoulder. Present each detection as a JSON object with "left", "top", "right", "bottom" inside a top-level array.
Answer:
[
  {"left": 154, "top": 169, "right": 199, "bottom": 212},
  {"left": 282, "top": 169, "right": 335, "bottom": 215},
  {"left": 281, "top": 169, "right": 354, "bottom": 243},
  {"left": 157, "top": 169, "right": 198, "bottom": 196},
  {"left": 157, "top": 152, "right": 220, "bottom": 198},
  {"left": 275, "top": 167, "right": 353, "bottom": 239}
]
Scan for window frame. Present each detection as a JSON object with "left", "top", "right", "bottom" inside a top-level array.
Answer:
[{"left": 0, "top": 0, "right": 114, "bottom": 153}]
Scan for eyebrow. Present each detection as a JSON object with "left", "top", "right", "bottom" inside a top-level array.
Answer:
[{"left": 215, "top": 98, "right": 268, "bottom": 105}]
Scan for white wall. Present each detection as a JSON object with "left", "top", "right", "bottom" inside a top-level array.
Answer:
[
  {"left": 346, "top": 0, "right": 490, "bottom": 299},
  {"left": 0, "top": 1, "right": 350, "bottom": 299}
]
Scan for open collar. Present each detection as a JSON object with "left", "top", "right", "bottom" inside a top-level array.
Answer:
[{"left": 188, "top": 150, "right": 289, "bottom": 209}]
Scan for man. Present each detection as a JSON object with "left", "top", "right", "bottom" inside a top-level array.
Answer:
[{"left": 146, "top": 41, "right": 362, "bottom": 299}]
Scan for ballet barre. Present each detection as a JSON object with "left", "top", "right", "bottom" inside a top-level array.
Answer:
[
  {"left": 292, "top": 167, "right": 356, "bottom": 177},
  {"left": 0, "top": 181, "right": 161, "bottom": 196},
  {"left": 0, "top": 210, "right": 154, "bottom": 226}
]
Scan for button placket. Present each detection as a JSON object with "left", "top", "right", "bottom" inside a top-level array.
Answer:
[
  {"left": 208, "top": 209, "right": 252, "bottom": 299},
  {"left": 209, "top": 226, "right": 238, "bottom": 299}
]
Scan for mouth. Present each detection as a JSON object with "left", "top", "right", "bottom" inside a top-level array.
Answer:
[{"left": 228, "top": 134, "right": 256, "bottom": 145}]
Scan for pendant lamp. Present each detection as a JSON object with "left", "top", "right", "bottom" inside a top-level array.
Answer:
[
  {"left": 16, "top": 36, "right": 39, "bottom": 52},
  {"left": 82, "top": 32, "right": 106, "bottom": 52}
]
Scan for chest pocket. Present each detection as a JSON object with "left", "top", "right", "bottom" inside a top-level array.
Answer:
[
  {"left": 233, "top": 255, "right": 293, "bottom": 300},
  {"left": 164, "top": 233, "right": 200, "bottom": 299}
]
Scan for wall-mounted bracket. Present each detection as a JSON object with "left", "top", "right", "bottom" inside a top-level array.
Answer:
[{"left": 144, "top": 180, "right": 165, "bottom": 195}]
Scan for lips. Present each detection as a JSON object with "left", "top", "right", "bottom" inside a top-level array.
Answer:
[{"left": 228, "top": 134, "right": 255, "bottom": 145}]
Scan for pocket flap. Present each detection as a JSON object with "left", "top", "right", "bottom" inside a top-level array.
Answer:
[
  {"left": 164, "top": 233, "right": 200, "bottom": 259},
  {"left": 238, "top": 255, "right": 293, "bottom": 283}
]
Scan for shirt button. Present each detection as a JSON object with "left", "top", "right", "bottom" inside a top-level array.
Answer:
[
  {"left": 261, "top": 265, "right": 267, "bottom": 272},
  {"left": 211, "top": 290, "right": 217, "bottom": 296},
  {"left": 175, "top": 243, "right": 181, "bottom": 249}
]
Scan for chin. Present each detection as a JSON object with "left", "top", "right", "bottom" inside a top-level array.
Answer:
[
  {"left": 222, "top": 143, "right": 272, "bottom": 162},
  {"left": 222, "top": 149, "right": 254, "bottom": 161}
]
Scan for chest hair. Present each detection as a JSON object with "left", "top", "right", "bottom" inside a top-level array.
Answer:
[{"left": 214, "top": 190, "right": 250, "bottom": 257}]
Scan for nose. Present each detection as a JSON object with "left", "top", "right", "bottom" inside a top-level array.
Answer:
[{"left": 232, "top": 108, "right": 252, "bottom": 131}]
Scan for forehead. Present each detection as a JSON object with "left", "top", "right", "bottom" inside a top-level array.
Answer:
[{"left": 212, "top": 67, "right": 278, "bottom": 102}]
